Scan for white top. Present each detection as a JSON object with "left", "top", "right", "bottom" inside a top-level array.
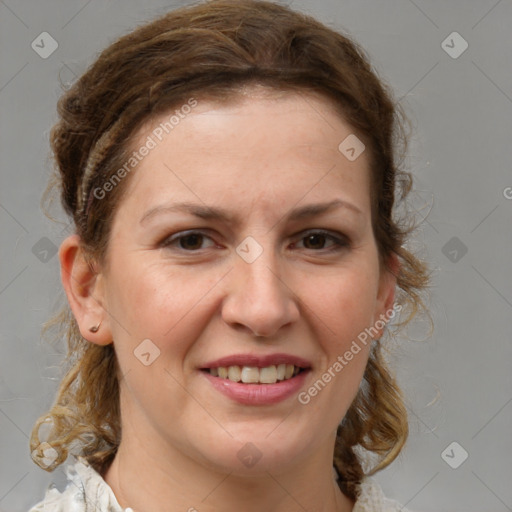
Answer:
[{"left": 28, "top": 456, "right": 414, "bottom": 511}]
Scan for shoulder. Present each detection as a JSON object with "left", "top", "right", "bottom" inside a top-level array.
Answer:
[
  {"left": 28, "top": 456, "right": 130, "bottom": 512},
  {"left": 354, "top": 477, "right": 415, "bottom": 512}
]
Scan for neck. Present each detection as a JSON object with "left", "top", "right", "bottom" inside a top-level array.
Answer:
[{"left": 102, "top": 435, "right": 354, "bottom": 512}]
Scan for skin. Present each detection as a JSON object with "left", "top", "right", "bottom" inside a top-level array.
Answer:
[{"left": 60, "top": 86, "right": 398, "bottom": 512}]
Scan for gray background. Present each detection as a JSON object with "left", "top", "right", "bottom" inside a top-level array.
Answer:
[{"left": 1, "top": 0, "right": 511, "bottom": 511}]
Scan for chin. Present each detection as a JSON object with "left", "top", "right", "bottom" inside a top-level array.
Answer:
[{"left": 191, "top": 426, "right": 318, "bottom": 477}]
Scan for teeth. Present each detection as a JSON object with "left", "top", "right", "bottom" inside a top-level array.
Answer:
[
  {"left": 241, "top": 366, "right": 260, "bottom": 383},
  {"left": 209, "top": 364, "right": 301, "bottom": 384},
  {"left": 228, "top": 365, "right": 241, "bottom": 382},
  {"left": 259, "top": 365, "right": 277, "bottom": 384}
]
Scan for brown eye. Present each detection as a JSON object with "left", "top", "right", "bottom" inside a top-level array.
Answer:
[
  {"left": 303, "top": 233, "right": 328, "bottom": 250},
  {"left": 295, "top": 230, "right": 349, "bottom": 252},
  {"left": 161, "top": 231, "right": 215, "bottom": 251},
  {"left": 178, "top": 233, "right": 205, "bottom": 250}
]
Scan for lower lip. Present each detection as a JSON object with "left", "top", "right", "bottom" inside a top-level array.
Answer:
[{"left": 201, "top": 370, "right": 310, "bottom": 405}]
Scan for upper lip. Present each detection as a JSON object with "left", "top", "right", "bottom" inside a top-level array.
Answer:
[{"left": 200, "top": 353, "right": 312, "bottom": 369}]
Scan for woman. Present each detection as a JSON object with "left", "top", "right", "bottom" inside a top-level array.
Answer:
[{"left": 28, "top": 0, "right": 429, "bottom": 510}]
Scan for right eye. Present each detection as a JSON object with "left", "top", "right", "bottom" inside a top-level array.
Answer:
[{"left": 160, "top": 231, "right": 217, "bottom": 251}]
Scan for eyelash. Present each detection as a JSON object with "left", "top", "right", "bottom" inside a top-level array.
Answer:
[{"left": 160, "top": 229, "right": 350, "bottom": 253}]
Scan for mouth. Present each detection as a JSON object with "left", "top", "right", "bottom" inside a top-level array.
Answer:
[
  {"left": 199, "top": 353, "right": 311, "bottom": 405},
  {"left": 201, "top": 364, "right": 306, "bottom": 384}
]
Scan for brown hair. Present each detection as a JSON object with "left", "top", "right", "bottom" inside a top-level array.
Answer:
[{"left": 30, "top": 0, "right": 429, "bottom": 501}]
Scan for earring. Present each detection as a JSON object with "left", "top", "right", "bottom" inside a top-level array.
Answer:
[{"left": 89, "top": 321, "right": 102, "bottom": 333}]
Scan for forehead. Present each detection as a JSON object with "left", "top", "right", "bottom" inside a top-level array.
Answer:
[
  {"left": 119, "top": 88, "right": 372, "bottom": 218},
  {"left": 134, "top": 85, "right": 366, "bottom": 159}
]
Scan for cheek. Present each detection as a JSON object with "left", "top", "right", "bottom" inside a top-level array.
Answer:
[
  {"left": 105, "top": 259, "right": 223, "bottom": 358},
  {"left": 307, "top": 265, "right": 379, "bottom": 351},
  {"left": 106, "top": 263, "right": 171, "bottom": 335},
  {"left": 298, "top": 271, "right": 377, "bottom": 423}
]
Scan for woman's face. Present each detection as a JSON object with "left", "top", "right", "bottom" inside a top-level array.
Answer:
[{"left": 93, "top": 88, "right": 396, "bottom": 475}]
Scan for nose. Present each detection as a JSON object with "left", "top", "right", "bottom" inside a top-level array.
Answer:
[{"left": 221, "top": 242, "right": 300, "bottom": 338}]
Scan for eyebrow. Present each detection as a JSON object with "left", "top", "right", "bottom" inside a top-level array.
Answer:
[{"left": 139, "top": 198, "right": 363, "bottom": 226}]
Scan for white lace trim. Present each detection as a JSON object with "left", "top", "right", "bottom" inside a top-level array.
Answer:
[
  {"left": 29, "top": 457, "right": 412, "bottom": 511},
  {"left": 353, "top": 478, "right": 412, "bottom": 511},
  {"left": 28, "top": 456, "right": 126, "bottom": 512}
]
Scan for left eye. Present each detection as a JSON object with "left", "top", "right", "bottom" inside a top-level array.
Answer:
[
  {"left": 293, "top": 231, "right": 348, "bottom": 251},
  {"left": 161, "top": 230, "right": 348, "bottom": 252}
]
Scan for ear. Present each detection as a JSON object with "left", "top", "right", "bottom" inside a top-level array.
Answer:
[
  {"left": 59, "top": 234, "right": 112, "bottom": 345},
  {"left": 373, "top": 252, "right": 400, "bottom": 338}
]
